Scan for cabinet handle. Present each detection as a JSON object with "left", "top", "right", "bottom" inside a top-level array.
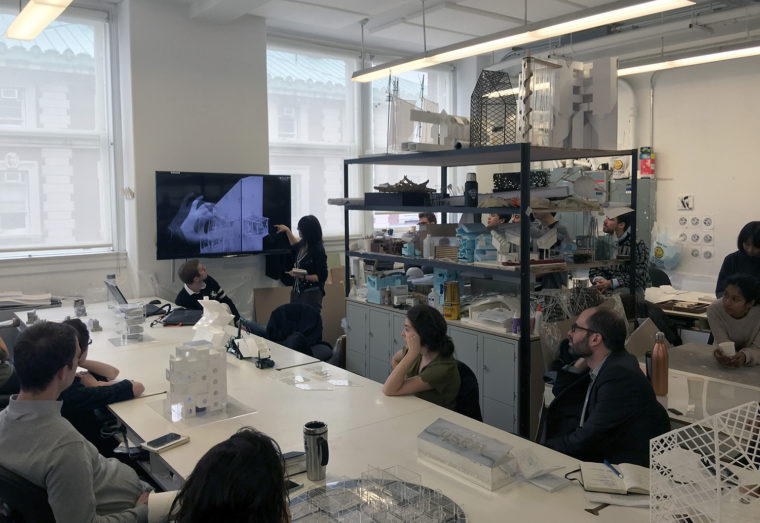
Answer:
[{"left": 483, "top": 364, "right": 489, "bottom": 372}]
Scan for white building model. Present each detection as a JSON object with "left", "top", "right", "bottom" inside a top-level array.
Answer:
[{"left": 166, "top": 340, "right": 227, "bottom": 418}]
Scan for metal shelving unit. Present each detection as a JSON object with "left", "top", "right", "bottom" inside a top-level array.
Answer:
[{"left": 342, "top": 143, "right": 638, "bottom": 438}]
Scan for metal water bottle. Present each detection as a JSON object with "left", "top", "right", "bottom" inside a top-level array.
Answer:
[
  {"left": 304, "top": 421, "right": 329, "bottom": 481},
  {"left": 651, "top": 332, "right": 669, "bottom": 396}
]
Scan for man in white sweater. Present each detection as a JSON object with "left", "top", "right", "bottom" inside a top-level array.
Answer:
[{"left": 0, "top": 321, "right": 149, "bottom": 522}]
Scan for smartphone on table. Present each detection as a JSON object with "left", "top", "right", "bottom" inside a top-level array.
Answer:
[{"left": 140, "top": 432, "right": 190, "bottom": 453}]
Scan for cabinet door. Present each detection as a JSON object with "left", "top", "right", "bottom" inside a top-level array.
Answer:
[
  {"left": 345, "top": 302, "right": 367, "bottom": 375},
  {"left": 483, "top": 397, "right": 516, "bottom": 433},
  {"left": 368, "top": 309, "right": 392, "bottom": 362},
  {"left": 392, "top": 312, "right": 406, "bottom": 357},
  {"left": 368, "top": 357, "right": 391, "bottom": 384},
  {"left": 448, "top": 325, "right": 480, "bottom": 384},
  {"left": 482, "top": 334, "right": 518, "bottom": 405}
]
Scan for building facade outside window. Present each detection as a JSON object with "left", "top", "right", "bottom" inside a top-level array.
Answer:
[{"left": 0, "top": 9, "right": 115, "bottom": 257}]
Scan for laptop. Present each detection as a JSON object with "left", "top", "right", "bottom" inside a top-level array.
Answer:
[{"left": 104, "top": 280, "right": 163, "bottom": 316}]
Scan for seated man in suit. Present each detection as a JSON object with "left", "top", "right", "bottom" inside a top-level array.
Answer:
[
  {"left": 0, "top": 321, "right": 150, "bottom": 522},
  {"left": 544, "top": 307, "right": 669, "bottom": 467}
]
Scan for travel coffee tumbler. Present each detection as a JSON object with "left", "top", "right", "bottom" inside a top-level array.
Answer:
[{"left": 304, "top": 421, "right": 329, "bottom": 481}]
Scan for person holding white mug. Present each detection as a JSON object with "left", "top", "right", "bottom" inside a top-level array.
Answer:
[{"left": 707, "top": 274, "right": 760, "bottom": 367}]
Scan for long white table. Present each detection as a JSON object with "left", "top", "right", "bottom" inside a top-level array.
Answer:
[{"left": 18, "top": 300, "right": 648, "bottom": 522}]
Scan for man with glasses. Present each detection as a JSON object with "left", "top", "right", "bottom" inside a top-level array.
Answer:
[{"left": 543, "top": 307, "right": 670, "bottom": 467}]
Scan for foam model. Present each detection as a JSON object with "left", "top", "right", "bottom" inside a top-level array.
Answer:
[
  {"left": 166, "top": 340, "right": 227, "bottom": 418},
  {"left": 192, "top": 297, "right": 234, "bottom": 347},
  {"left": 417, "top": 418, "right": 517, "bottom": 491}
]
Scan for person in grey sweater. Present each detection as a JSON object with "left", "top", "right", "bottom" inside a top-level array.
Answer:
[
  {"left": 708, "top": 273, "right": 760, "bottom": 367},
  {"left": 0, "top": 321, "right": 149, "bottom": 522}
]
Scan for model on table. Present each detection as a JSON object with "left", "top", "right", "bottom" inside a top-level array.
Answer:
[
  {"left": 275, "top": 215, "right": 328, "bottom": 312},
  {"left": 382, "top": 305, "right": 461, "bottom": 410},
  {"left": 708, "top": 273, "right": 760, "bottom": 367},
  {"left": 168, "top": 427, "right": 289, "bottom": 523},
  {"left": 716, "top": 221, "right": 760, "bottom": 297}
]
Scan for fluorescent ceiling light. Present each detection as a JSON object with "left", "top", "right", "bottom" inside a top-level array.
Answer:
[
  {"left": 353, "top": 0, "right": 694, "bottom": 82},
  {"left": 5, "top": 0, "right": 73, "bottom": 41},
  {"left": 617, "top": 44, "right": 760, "bottom": 76}
]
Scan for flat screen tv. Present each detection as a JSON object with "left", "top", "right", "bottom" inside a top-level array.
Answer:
[{"left": 155, "top": 171, "right": 291, "bottom": 260}]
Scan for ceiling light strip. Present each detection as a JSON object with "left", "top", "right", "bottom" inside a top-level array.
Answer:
[
  {"left": 617, "top": 44, "right": 760, "bottom": 75},
  {"left": 352, "top": 0, "right": 694, "bottom": 82},
  {"left": 5, "top": 0, "right": 74, "bottom": 41}
]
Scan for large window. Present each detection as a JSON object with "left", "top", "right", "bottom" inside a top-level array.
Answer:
[
  {"left": 0, "top": 9, "right": 115, "bottom": 256},
  {"left": 267, "top": 46, "right": 360, "bottom": 238}
]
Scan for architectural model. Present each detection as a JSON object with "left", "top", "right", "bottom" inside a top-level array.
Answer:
[{"left": 166, "top": 340, "right": 227, "bottom": 418}]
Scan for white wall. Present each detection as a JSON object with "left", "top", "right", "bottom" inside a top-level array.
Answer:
[
  {"left": 117, "top": 0, "right": 272, "bottom": 317},
  {"left": 626, "top": 55, "right": 760, "bottom": 293}
]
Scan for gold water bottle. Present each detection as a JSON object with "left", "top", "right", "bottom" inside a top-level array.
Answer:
[
  {"left": 443, "top": 281, "right": 460, "bottom": 320},
  {"left": 651, "top": 332, "right": 669, "bottom": 396}
]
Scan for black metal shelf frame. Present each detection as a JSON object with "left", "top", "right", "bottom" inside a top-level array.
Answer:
[{"left": 342, "top": 143, "right": 638, "bottom": 438}]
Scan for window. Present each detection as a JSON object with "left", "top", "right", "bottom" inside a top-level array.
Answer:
[
  {"left": 267, "top": 45, "right": 361, "bottom": 238},
  {"left": 0, "top": 9, "right": 115, "bottom": 256},
  {"left": 370, "top": 69, "right": 454, "bottom": 230}
]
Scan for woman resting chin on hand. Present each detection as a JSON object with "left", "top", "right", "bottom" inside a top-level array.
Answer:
[
  {"left": 708, "top": 273, "right": 760, "bottom": 368},
  {"left": 383, "top": 305, "right": 460, "bottom": 410}
]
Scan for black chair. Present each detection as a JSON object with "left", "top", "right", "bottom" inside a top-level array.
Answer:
[
  {"left": 265, "top": 303, "right": 333, "bottom": 361},
  {"left": 650, "top": 268, "right": 672, "bottom": 287},
  {"left": 0, "top": 464, "right": 54, "bottom": 522},
  {"left": 454, "top": 361, "right": 482, "bottom": 422}
]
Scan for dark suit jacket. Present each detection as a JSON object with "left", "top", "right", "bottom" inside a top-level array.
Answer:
[{"left": 545, "top": 350, "right": 670, "bottom": 467}]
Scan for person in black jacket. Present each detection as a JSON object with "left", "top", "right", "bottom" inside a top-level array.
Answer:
[
  {"left": 59, "top": 318, "right": 144, "bottom": 456},
  {"left": 544, "top": 307, "right": 670, "bottom": 467},
  {"left": 716, "top": 221, "right": 760, "bottom": 297},
  {"left": 175, "top": 259, "right": 258, "bottom": 331},
  {"left": 275, "top": 215, "right": 328, "bottom": 311}
]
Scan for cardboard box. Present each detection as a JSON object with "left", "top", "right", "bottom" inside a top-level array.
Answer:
[{"left": 254, "top": 267, "right": 346, "bottom": 348}]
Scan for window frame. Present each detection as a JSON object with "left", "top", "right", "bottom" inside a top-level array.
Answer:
[{"left": 0, "top": 4, "right": 124, "bottom": 261}]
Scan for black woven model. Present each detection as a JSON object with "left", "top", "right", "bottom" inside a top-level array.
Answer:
[{"left": 470, "top": 70, "right": 517, "bottom": 147}]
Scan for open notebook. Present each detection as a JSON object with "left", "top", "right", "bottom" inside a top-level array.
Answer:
[{"left": 580, "top": 462, "right": 649, "bottom": 495}]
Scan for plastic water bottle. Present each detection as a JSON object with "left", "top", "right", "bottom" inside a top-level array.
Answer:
[
  {"left": 427, "top": 288, "right": 437, "bottom": 308},
  {"left": 106, "top": 274, "right": 117, "bottom": 309}
]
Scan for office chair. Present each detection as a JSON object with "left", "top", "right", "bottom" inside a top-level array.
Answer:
[
  {"left": 0, "top": 464, "right": 54, "bottom": 522},
  {"left": 454, "top": 361, "right": 482, "bottom": 422},
  {"left": 266, "top": 303, "right": 333, "bottom": 361},
  {"left": 649, "top": 268, "right": 672, "bottom": 287}
]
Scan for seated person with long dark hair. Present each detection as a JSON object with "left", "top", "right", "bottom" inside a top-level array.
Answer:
[
  {"left": 60, "top": 318, "right": 145, "bottom": 456},
  {"left": 716, "top": 221, "right": 760, "bottom": 297},
  {"left": 382, "top": 304, "right": 460, "bottom": 409},
  {"left": 708, "top": 273, "right": 760, "bottom": 368},
  {"left": 168, "top": 427, "right": 289, "bottom": 523},
  {"left": 275, "top": 215, "right": 328, "bottom": 311}
]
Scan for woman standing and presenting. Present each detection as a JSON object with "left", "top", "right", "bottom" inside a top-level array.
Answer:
[
  {"left": 708, "top": 274, "right": 760, "bottom": 368},
  {"left": 716, "top": 221, "right": 760, "bottom": 297},
  {"left": 275, "top": 215, "right": 328, "bottom": 311},
  {"left": 383, "top": 305, "right": 460, "bottom": 409}
]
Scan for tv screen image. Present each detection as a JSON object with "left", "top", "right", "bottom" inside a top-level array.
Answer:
[{"left": 155, "top": 171, "right": 291, "bottom": 260}]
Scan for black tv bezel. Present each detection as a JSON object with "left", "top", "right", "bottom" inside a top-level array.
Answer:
[{"left": 154, "top": 171, "right": 292, "bottom": 260}]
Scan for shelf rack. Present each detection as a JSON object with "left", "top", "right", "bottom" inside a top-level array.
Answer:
[{"left": 342, "top": 143, "right": 638, "bottom": 438}]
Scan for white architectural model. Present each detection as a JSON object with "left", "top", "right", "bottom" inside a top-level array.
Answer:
[
  {"left": 166, "top": 340, "right": 227, "bottom": 418},
  {"left": 650, "top": 401, "right": 760, "bottom": 522},
  {"left": 518, "top": 57, "right": 617, "bottom": 149},
  {"left": 192, "top": 297, "right": 234, "bottom": 347}
]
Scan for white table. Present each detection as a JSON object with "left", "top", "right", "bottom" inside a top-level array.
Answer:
[{"left": 18, "top": 300, "right": 648, "bottom": 522}]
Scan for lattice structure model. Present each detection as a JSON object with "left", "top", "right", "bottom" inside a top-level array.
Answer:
[
  {"left": 470, "top": 70, "right": 517, "bottom": 147},
  {"left": 650, "top": 401, "right": 760, "bottom": 522},
  {"left": 166, "top": 340, "right": 227, "bottom": 418},
  {"left": 289, "top": 465, "right": 466, "bottom": 522}
]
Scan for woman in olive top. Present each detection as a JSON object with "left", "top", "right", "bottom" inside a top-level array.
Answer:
[
  {"left": 383, "top": 304, "right": 461, "bottom": 409},
  {"left": 708, "top": 273, "right": 760, "bottom": 367}
]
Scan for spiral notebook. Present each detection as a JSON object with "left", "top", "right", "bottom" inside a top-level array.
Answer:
[{"left": 580, "top": 462, "right": 649, "bottom": 495}]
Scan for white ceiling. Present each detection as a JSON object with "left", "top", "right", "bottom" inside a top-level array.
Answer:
[{"left": 162, "top": 0, "right": 760, "bottom": 66}]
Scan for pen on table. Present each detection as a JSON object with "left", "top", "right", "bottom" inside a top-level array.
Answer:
[{"left": 603, "top": 460, "right": 624, "bottom": 479}]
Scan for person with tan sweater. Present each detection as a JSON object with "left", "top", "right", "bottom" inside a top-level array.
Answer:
[{"left": 708, "top": 273, "right": 760, "bottom": 367}]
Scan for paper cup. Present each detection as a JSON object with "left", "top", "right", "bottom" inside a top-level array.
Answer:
[{"left": 717, "top": 341, "right": 735, "bottom": 356}]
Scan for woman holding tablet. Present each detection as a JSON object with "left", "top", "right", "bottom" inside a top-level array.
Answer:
[{"left": 275, "top": 215, "right": 328, "bottom": 312}]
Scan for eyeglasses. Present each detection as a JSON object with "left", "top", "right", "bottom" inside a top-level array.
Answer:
[{"left": 570, "top": 323, "right": 600, "bottom": 335}]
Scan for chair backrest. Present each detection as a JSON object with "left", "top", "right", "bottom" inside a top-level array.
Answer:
[
  {"left": 454, "top": 361, "right": 482, "bottom": 422},
  {"left": 327, "top": 335, "right": 346, "bottom": 369},
  {"left": 266, "top": 303, "right": 323, "bottom": 346},
  {"left": 650, "top": 268, "right": 672, "bottom": 287},
  {"left": 0, "top": 465, "right": 54, "bottom": 522}
]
